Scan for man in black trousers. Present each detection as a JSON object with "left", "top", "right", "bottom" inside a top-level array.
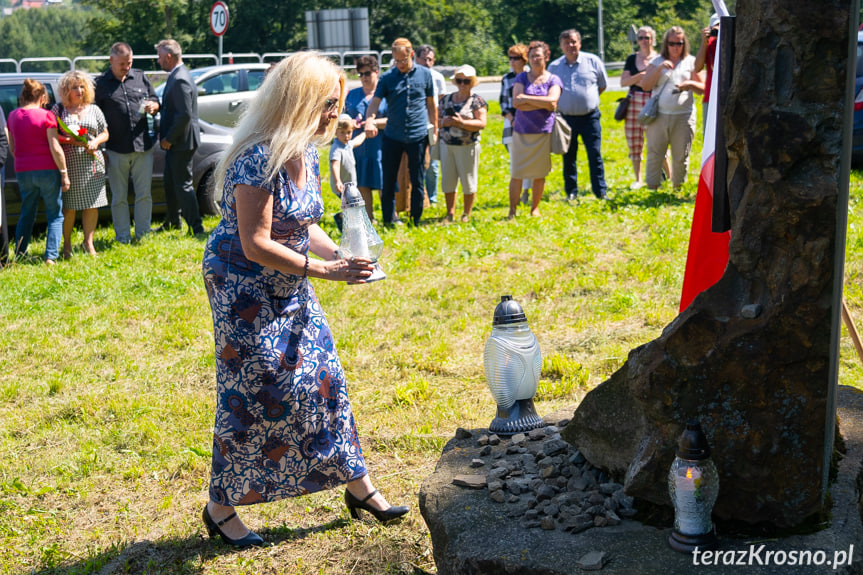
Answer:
[{"left": 156, "top": 38, "right": 203, "bottom": 235}]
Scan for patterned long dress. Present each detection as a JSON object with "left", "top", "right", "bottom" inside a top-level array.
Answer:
[
  {"left": 51, "top": 104, "right": 108, "bottom": 211},
  {"left": 201, "top": 143, "right": 367, "bottom": 507}
]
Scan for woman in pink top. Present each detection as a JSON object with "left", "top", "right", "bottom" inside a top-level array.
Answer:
[{"left": 7, "top": 79, "right": 69, "bottom": 264}]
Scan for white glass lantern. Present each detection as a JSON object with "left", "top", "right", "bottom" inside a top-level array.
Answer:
[
  {"left": 483, "top": 295, "right": 543, "bottom": 435},
  {"left": 667, "top": 420, "right": 719, "bottom": 553},
  {"left": 337, "top": 182, "right": 386, "bottom": 282}
]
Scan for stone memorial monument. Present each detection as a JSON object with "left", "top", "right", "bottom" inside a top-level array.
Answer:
[
  {"left": 420, "top": 0, "right": 863, "bottom": 572},
  {"left": 563, "top": 0, "right": 855, "bottom": 527}
]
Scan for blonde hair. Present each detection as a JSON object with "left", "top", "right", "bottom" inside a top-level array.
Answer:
[
  {"left": 58, "top": 71, "right": 95, "bottom": 106},
  {"left": 392, "top": 38, "right": 412, "bottom": 51},
  {"left": 637, "top": 26, "right": 656, "bottom": 47},
  {"left": 661, "top": 26, "right": 690, "bottom": 59},
  {"left": 215, "top": 52, "right": 345, "bottom": 191}
]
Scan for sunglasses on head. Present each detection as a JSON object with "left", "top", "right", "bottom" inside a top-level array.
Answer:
[
  {"left": 358, "top": 70, "right": 374, "bottom": 78},
  {"left": 668, "top": 41, "right": 685, "bottom": 46},
  {"left": 455, "top": 78, "right": 471, "bottom": 85}
]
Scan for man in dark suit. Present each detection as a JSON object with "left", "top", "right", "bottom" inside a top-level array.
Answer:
[{"left": 156, "top": 39, "right": 203, "bottom": 235}]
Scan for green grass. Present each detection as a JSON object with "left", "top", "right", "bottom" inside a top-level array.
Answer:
[{"left": 1, "top": 91, "right": 863, "bottom": 574}]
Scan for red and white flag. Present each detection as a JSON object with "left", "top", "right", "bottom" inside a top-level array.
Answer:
[{"left": 679, "top": 0, "right": 732, "bottom": 312}]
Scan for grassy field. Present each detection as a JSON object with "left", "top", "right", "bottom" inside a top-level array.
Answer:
[{"left": 2, "top": 92, "right": 863, "bottom": 574}]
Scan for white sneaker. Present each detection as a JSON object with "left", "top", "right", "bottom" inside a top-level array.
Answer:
[{"left": 630, "top": 181, "right": 645, "bottom": 190}]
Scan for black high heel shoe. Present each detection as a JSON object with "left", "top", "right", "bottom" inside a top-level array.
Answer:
[
  {"left": 202, "top": 505, "right": 264, "bottom": 547},
  {"left": 344, "top": 489, "right": 410, "bottom": 523}
]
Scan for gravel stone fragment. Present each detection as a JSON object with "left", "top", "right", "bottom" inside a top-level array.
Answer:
[
  {"left": 529, "top": 427, "right": 547, "bottom": 441},
  {"left": 489, "top": 489, "right": 507, "bottom": 503},
  {"left": 543, "top": 438, "right": 569, "bottom": 457},
  {"left": 540, "top": 517, "right": 556, "bottom": 530},
  {"left": 477, "top": 434, "right": 489, "bottom": 447},
  {"left": 479, "top": 445, "right": 492, "bottom": 456},
  {"left": 599, "top": 482, "right": 621, "bottom": 495},
  {"left": 470, "top": 458, "right": 485, "bottom": 468},
  {"left": 510, "top": 432, "right": 527, "bottom": 445},
  {"left": 487, "top": 479, "right": 504, "bottom": 493},
  {"left": 536, "top": 484, "right": 556, "bottom": 501},
  {"left": 488, "top": 434, "right": 501, "bottom": 446},
  {"left": 588, "top": 492, "right": 605, "bottom": 505},
  {"left": 455, "top": 427, "right": 473, "bottom": 440},
  {"left": 488, "top": 467, "right": 509, "bottom": 481}
]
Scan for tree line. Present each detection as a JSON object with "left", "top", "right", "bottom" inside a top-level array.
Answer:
[{"left": 0, "top": 0, "right": 738, "bottom": 75}]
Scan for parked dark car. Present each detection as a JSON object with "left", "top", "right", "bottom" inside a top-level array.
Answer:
[
  {"left": 853, "top": 31, "right": 863, "bottom": 165},
  {"left": 0, "top": 72, "right": 231, "bottom": 226}
]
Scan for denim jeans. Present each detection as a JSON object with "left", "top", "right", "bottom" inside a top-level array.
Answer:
[
  {"left": 15, "top": 169, "right": 63, "bottom": 261},
  {"left": 425, "top": 158, "right": 439, "bottom": 202},
  {"left": 562, "top": 110, "right": 607, "bottom": 199},
  {"left": 107, "top": 148, "right": 154, "bottom": 243}
]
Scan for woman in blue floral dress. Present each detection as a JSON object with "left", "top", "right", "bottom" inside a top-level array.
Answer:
[{"left": 201, "top": 52, "right": 409, "bottom": 548}]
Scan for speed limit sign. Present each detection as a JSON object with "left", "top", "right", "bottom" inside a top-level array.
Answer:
[{"left": 210, "top": 1, "right": 229, "bottom": 36}]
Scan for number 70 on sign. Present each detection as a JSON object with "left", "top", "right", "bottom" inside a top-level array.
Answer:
[{"left": 210, "top": 1, "right": 230, "bottom": 36}]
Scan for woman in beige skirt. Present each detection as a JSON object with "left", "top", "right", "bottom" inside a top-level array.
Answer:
[{"left": 507, "top": 40, "right": 562, "bottom": 219}]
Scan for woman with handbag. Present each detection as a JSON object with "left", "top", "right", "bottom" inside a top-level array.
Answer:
[
  {"left": 640, "top": 26, "right": 704, "bottom": 190},
  {"left": 507, "top": 40, "right": 562, "bottom": 219},
  {"left": 619, "top": 26, "right": 660, "bottom": 189},
  {"left": 439, "top": 64, "right": 487, "bottom": 223}
]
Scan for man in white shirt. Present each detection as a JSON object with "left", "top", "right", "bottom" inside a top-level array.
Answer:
[{"left": 416, "top": 45, "right": 446, "bottom": 205}]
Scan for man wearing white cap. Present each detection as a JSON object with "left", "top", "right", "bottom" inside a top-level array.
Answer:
[
  {"left": 694, "top": 13, "right": 720, "bottom": 131},
  {"left": 438, "top": 64, "right": 488, "bottom": 223}
]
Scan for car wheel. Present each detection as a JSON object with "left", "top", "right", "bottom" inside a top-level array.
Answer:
[{"left": 197, "top": 169, "right": 219, "bottom": 216}]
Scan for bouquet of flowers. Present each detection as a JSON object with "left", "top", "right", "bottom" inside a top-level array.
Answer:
[
  {"left": 56, "top": 115, "right": 104, "bottom": 173},
  {"left": 56, "top": 116, "right": 92, "bottom": 152}
]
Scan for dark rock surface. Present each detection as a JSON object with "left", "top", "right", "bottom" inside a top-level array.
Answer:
[
  {"left": 562, "top": 0, "right": 854, "bottom": 527},
  {"left": 420, "top": 391, "right": 863, "bottom": 574}
]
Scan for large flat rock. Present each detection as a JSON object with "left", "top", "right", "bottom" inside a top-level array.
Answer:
[{"left": 419, "top": 387, "right": 863, "bottom": 574}]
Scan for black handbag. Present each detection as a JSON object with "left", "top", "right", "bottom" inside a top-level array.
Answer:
[{"left": 614, "top": 92, "right": 632, "bottom": 122}]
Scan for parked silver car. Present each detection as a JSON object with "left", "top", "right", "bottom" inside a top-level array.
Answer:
[
  {"left": 155, "top": 63, "right": 270, "bottom": 127},
  {"left": 0, "top": 73, "right": 232, "bottom": 225}
]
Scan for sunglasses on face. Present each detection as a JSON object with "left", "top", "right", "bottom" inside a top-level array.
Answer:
[
  {"left": 323, "top": 98, "right": 339, "bottom": 113},
  {"left": 638, "top": 36, "right": 651, "bottom": 41},
  {"left": 668, "top": 41, "right": 685, "bottom": 47},
  {"left": 508, "top": 56, "right": 523, "bottom": 61},
  {"left": 358, "top": 70, "right": 374, "bottom": 78},
  {"left": 455, "top": 78, "right": 471, "bottom": 85}
]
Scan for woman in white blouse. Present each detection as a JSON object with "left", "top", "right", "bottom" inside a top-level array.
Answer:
[{"left": 640, "top": 26, "right": 704, "bottom": 190}]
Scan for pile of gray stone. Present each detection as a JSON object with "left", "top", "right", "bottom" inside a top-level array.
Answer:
[{"left": 451, "top": 421, "right": 637, "bottom": 534}]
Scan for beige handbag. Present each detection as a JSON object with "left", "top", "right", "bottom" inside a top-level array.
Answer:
[{"left": 551, "top": 113, "right": 571, "bottom": 155}]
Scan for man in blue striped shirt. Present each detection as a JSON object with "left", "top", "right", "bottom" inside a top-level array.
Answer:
[{"left": 548, "top": 29, "right": 609, "bottom": 201}]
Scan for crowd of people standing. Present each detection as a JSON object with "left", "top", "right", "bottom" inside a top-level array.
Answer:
[
  {"left": 0, "top": 39, "right": 203, "bottom": 266},
  {"left": 0, "top": 22, "right": 714, "bottom": 264}
]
